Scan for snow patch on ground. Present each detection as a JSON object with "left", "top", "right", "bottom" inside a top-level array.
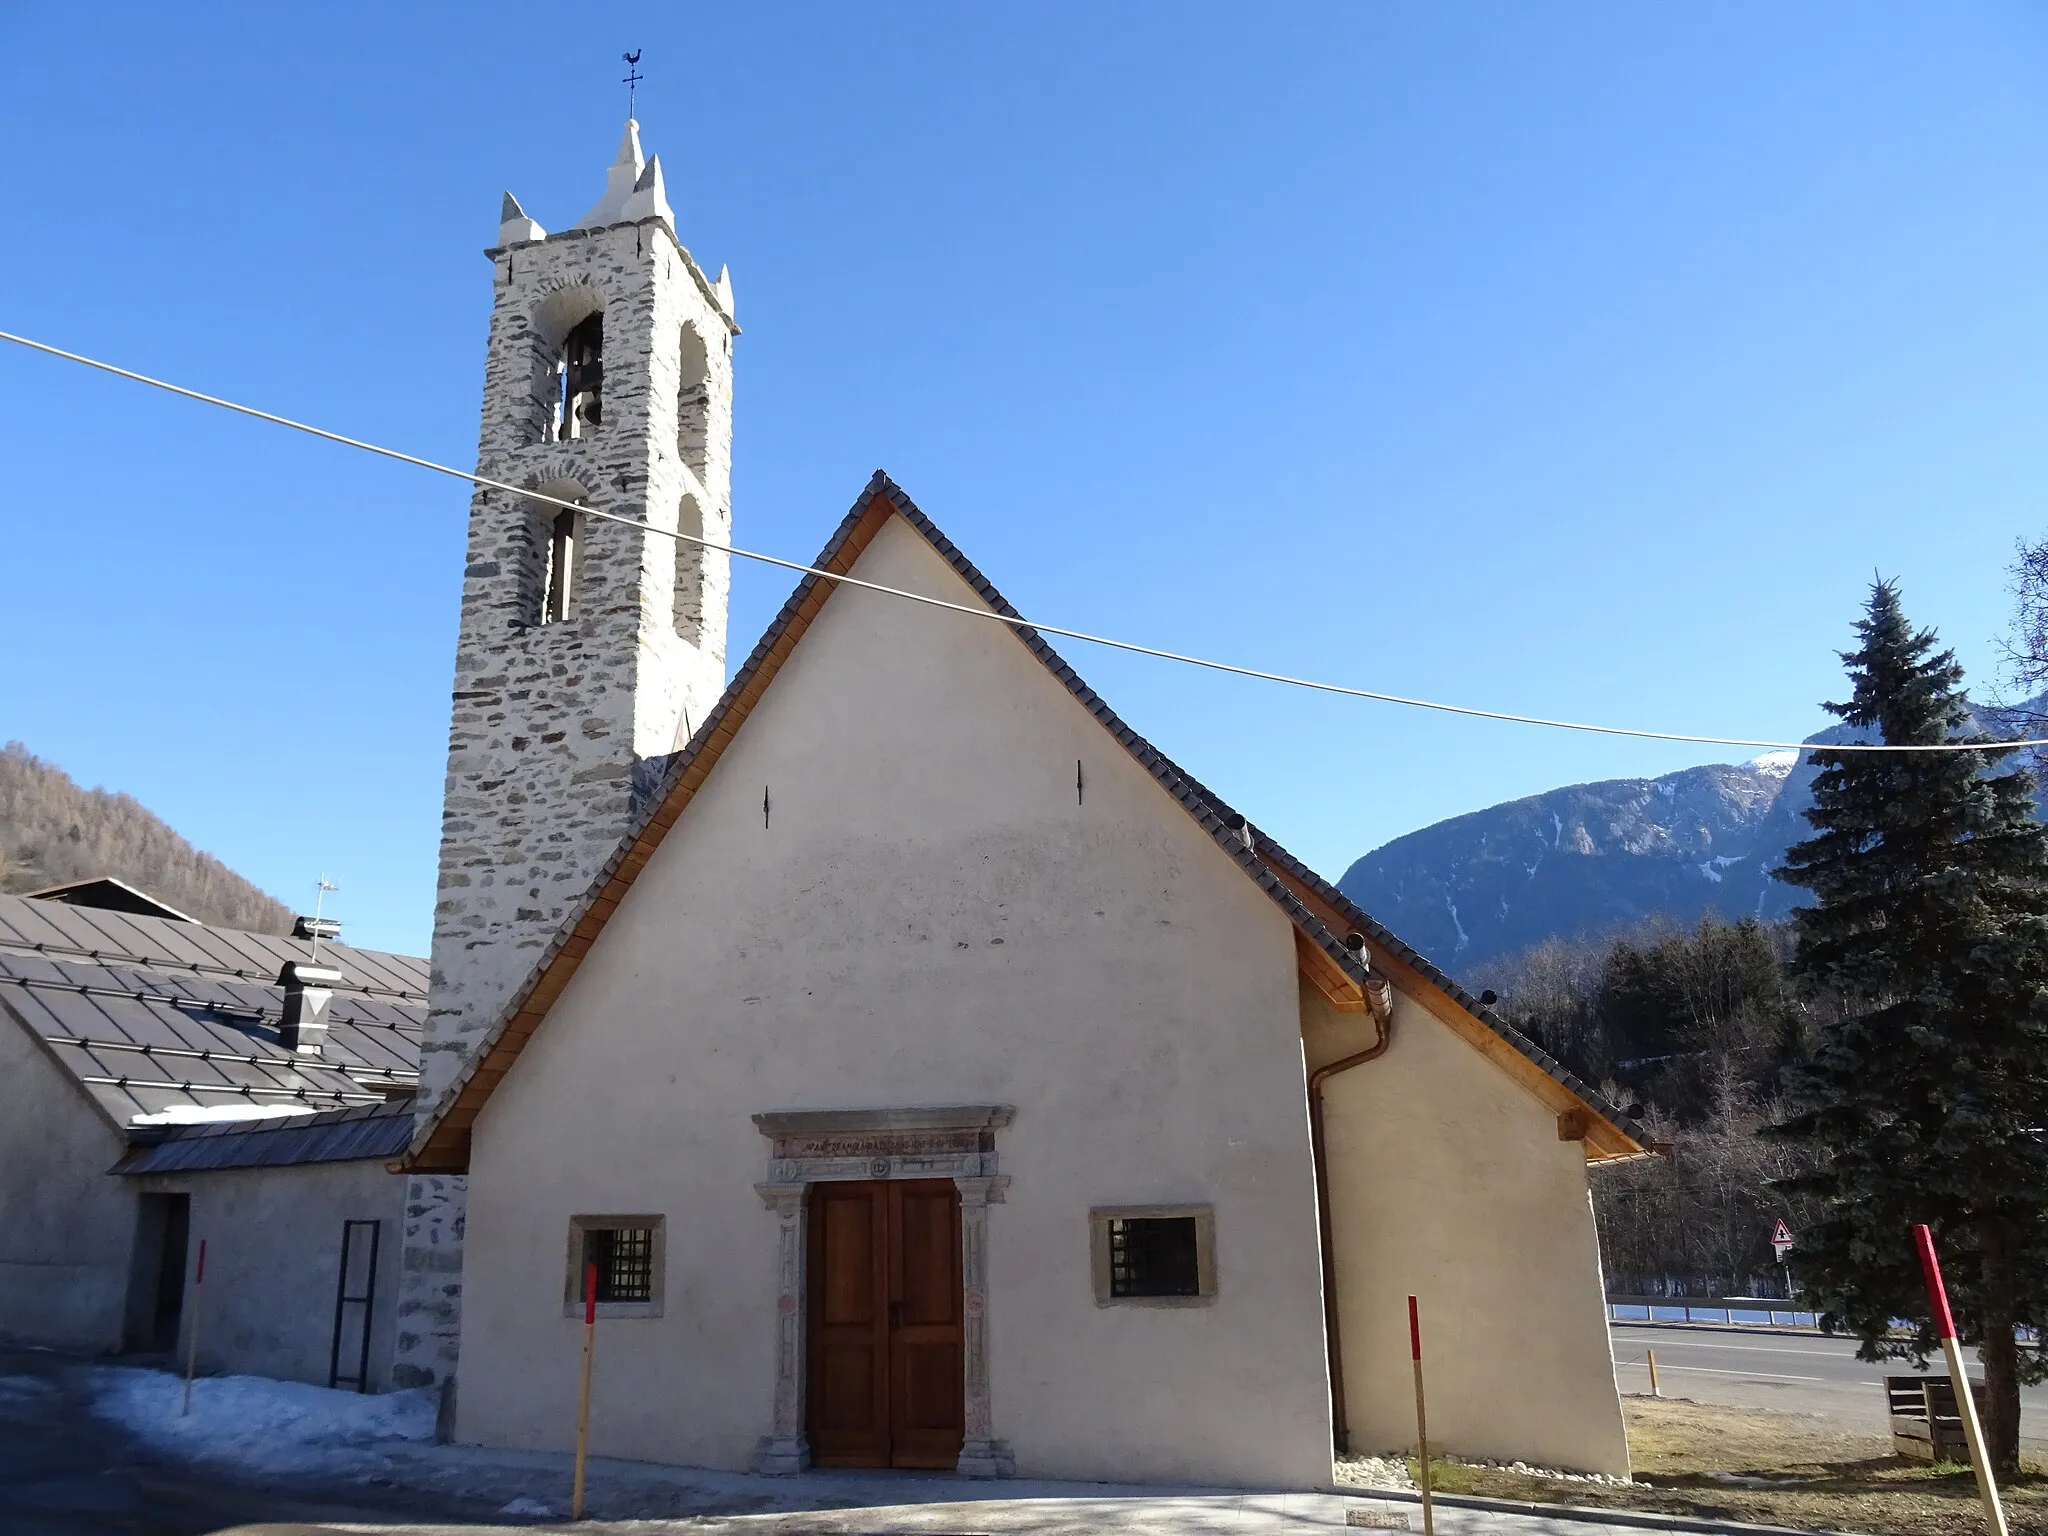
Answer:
[
  {"left": 1443, "top": 896, "right": 1468, "bottom": 949},
  {"left": 90, "top": 1366, "right": 435, "bottom": 1475},
  {"left": 1747, "top": 750, "right": 1799, "bottom": 775},
  {"left": 129, "top": 1104, "right": 319, "bottom": 1126}
]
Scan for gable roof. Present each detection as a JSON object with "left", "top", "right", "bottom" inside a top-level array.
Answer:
[
  {"left": 0, "top": 891, "right": 424, "bottom": 1137},
  {"left": 404, "top": 475, "right": 1646, "bottom": 1171},
  {"left": 21, "top": 876, "right": 198, "bottom": 924}
]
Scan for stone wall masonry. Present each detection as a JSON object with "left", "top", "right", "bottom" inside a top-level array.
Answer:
[{"left": 395, "top": 208, "right": 736, "bottom": 1393}]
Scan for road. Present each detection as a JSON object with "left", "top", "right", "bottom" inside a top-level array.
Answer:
[{"left": 1611, "top": 1322, "right": 2048, "bottom": 1449}]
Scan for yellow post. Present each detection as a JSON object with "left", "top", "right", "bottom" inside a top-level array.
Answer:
[
  {"left": 572, "top": 1260, "right": 596, "bottom": 1520},
  {"left": 1915, "top": 1225, "right": 2007, "bottom": 1536},
  {"left": 1409, "top": 1295, "right": 1434, "bottom": 1536},
  {"left": 1940, "top": 1335, "right": 2006, "bottom": 1536},
  {"left": 180, "top": 1239, "right": 207, "bottom": 1417},
  {"left": 1647, "top": 1347, "right": 1661, "bottom": 1398}
]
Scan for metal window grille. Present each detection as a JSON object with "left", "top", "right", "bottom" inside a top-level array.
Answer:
[
  {"left": 1108, "top": 1216, "right": 1200, "bottom": 1298},
  {"left": 587, "top": 1226, "right": 654, "bottom": 1304}
]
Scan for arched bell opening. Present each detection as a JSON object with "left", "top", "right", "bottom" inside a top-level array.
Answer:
[
  {"left": 677, "top": 322, "right": 710, "bottom": 479},
  {"left": 527, "top": 286, "right": 607, "bottom": 445},
  {"left": 674, "top": 493, "right": 707, "bottom": 644},
  {"left": 522, "top": 476, "right": 590, "bottom": 627}
]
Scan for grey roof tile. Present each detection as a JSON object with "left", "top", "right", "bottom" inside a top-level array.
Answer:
[{"left": 0, "top": 894, "right": 424, "bottom": 1148}]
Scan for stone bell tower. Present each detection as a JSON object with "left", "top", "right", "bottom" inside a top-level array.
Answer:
[{"left": 395, "top": 119, "right": 737, "bottom": 1391}]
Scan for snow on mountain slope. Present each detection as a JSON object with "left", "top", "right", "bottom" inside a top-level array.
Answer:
[{"left": 1338, "top": 703, "right": 2046, "bottom": 971}]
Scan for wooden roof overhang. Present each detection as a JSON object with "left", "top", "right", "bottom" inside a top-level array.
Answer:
[
  {"left": 402, "top": 475, "right": 1646, "bottom": 1173},
  {"left": 1257, "top": 843, "right": 1645, "bottom": 1161}
]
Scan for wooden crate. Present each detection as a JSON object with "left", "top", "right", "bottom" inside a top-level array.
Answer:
[{"left": 1887, "top": 1374, "right": 1985, "bottom": 1462}]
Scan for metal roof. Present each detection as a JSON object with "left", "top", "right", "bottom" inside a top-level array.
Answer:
[
  {"left": 19, "top": 877, "right": 199, "bottom": 923},
  {"left": 0, "top": 891, "right": 424, "bottom": 1143},
  {"left": 0, "top": 890, "right": 428, "bottom": 998},
  {"left": 112, "top": 1101, "right": 415, "bottom": 1174}
]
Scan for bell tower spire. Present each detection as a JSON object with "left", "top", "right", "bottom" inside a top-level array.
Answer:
[{"left": 395, "top": 112, "right": 738, "bottom": 1392}]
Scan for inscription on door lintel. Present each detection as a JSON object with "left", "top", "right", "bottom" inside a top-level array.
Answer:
[{"left": 774, "top": 1130, "right": 990, "bottom": 1162}]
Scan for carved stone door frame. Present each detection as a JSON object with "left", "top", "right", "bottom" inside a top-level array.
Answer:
[{"left": 752, "top": 1105, "right": 1014, "bottom": 1477}]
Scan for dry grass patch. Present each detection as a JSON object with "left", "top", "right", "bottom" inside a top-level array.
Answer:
[{"left": 1413, "top": 1396, "right": 2048, "bottom": 1535}]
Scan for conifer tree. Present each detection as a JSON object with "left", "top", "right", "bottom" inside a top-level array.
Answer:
[{"left": 1774, "top": 581, "right": 2048, "bottom": 1476}]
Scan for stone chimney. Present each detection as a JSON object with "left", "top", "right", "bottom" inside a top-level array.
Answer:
[{"left": 278, "top": 961, "right": 344, "bottom": 1056}]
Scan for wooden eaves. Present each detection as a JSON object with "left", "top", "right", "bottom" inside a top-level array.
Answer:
[{"left": 402, "top": 473, "right": 1647, "bottom": 1173}]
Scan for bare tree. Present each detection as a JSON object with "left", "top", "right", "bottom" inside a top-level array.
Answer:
[
  {"left": 2001, "top": 535, "right": 2048, "bottom": 714},
  {"left": 1486, "top": 915, "right": 1823, "bottom": 1296}
]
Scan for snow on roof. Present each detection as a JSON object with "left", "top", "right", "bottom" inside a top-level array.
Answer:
[{"left": 128, "top": 1103, "right": 318, "bottom": 1126}]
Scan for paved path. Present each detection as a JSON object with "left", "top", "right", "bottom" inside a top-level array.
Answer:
[
  {"left": 216, "top": 1442, "right": 1663, "bottom": 1536},
  {"left": 1610, "top": 1322, "right": 2048, "bottom": 1449},
  {"left": 206, "top": 1486, "right": 1717, "bottom": 1536},
  {"left": 0, "top": 1346, "right": 1757, "bottom": 1536}
]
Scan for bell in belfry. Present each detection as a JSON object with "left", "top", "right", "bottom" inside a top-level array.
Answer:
[{"left": 562, "top": 312, "right": 604, "bottom": 433}]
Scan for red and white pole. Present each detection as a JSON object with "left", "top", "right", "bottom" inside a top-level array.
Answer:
[
  {"left": 572, "top": 1260, "right": 597, "bottom": 1520},
  {"left": 181, "top": 1238, "right": 207, "bottom": 1417},
  {"left": 1409, "top": 1295, "right": 1435, "bottom": 1536},
  {"left": 1913, "top": 1224, "right": 2007, "bottom": 1536}
]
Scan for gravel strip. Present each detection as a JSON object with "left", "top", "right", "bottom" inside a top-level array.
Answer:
[{"left": 1334, "top": 1453, "right": 1414, "bottom": 1490}]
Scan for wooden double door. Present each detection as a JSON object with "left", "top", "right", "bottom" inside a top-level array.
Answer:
[{"left": 806, "top": 1179, "right": 965, "bottom": 1469}]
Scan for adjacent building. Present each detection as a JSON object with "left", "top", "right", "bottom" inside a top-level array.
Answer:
[{"left": 0, "top": 891, "right": 422, "bottom": 1390}]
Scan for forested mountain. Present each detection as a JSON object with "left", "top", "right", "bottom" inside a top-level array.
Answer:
[{"left": 0, "top": 742, "right": 292, "bottom": 933}]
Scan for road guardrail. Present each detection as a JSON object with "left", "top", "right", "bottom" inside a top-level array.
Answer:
[{"left": 1606, "top": 1294, "right": 1820, "bottom": 1329}]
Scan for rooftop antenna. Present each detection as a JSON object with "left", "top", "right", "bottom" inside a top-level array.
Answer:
[
  {"left": 309, "top": 877, "right": 339, "bottom": 963},
  {"left": 623, "top": 50, "right": 644, "bottom": 120}
]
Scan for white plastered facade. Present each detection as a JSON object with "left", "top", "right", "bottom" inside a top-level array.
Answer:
[
  {"left": 128, "top": 1160, "right": 406, "bottom": 1391},
  {"left": 0, "top": 1004, "right": 408, "bottom": 1386},
  {"left": 0, "top": 1014, "right": 134, "bottom": 1349},
  {"left": 1304, "top": 986, "right": 1630, "bottom": 1475},
  {"left": 449, "top": 510, "right": 1632, "bottom": 1484}
]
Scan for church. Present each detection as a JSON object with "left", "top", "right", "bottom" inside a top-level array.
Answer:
[
  {"left": 386, "top": 116, "right": 1643, "bottom": 1485},
  {"left": 0, "top": 113, "right": 1644, "bottom": 1489}
]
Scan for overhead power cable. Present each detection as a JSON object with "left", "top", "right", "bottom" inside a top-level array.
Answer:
[{"left": 4, "top": 326, "right": 2042, "bottom": 756}]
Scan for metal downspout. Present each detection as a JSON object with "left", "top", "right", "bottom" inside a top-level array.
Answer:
[{"left": 1311, "top": 934, "right": 1393, "bottom": 1454}]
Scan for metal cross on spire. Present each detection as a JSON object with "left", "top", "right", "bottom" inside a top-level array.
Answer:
[{"left": 623, "top": 50, "right": 644, "bottom": 119}]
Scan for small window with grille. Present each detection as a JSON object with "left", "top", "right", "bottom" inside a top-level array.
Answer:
[
  {"left": 565, "top": 1215, "right": 664, "bottom": 1317},
  {"left": 1089, "top": 1205, "right": 1216, "bottom": 1307}
]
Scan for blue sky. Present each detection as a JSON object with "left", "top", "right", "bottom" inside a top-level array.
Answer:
[{"left": 3, "top": 4, "right": 2045, "bottom": 956}]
